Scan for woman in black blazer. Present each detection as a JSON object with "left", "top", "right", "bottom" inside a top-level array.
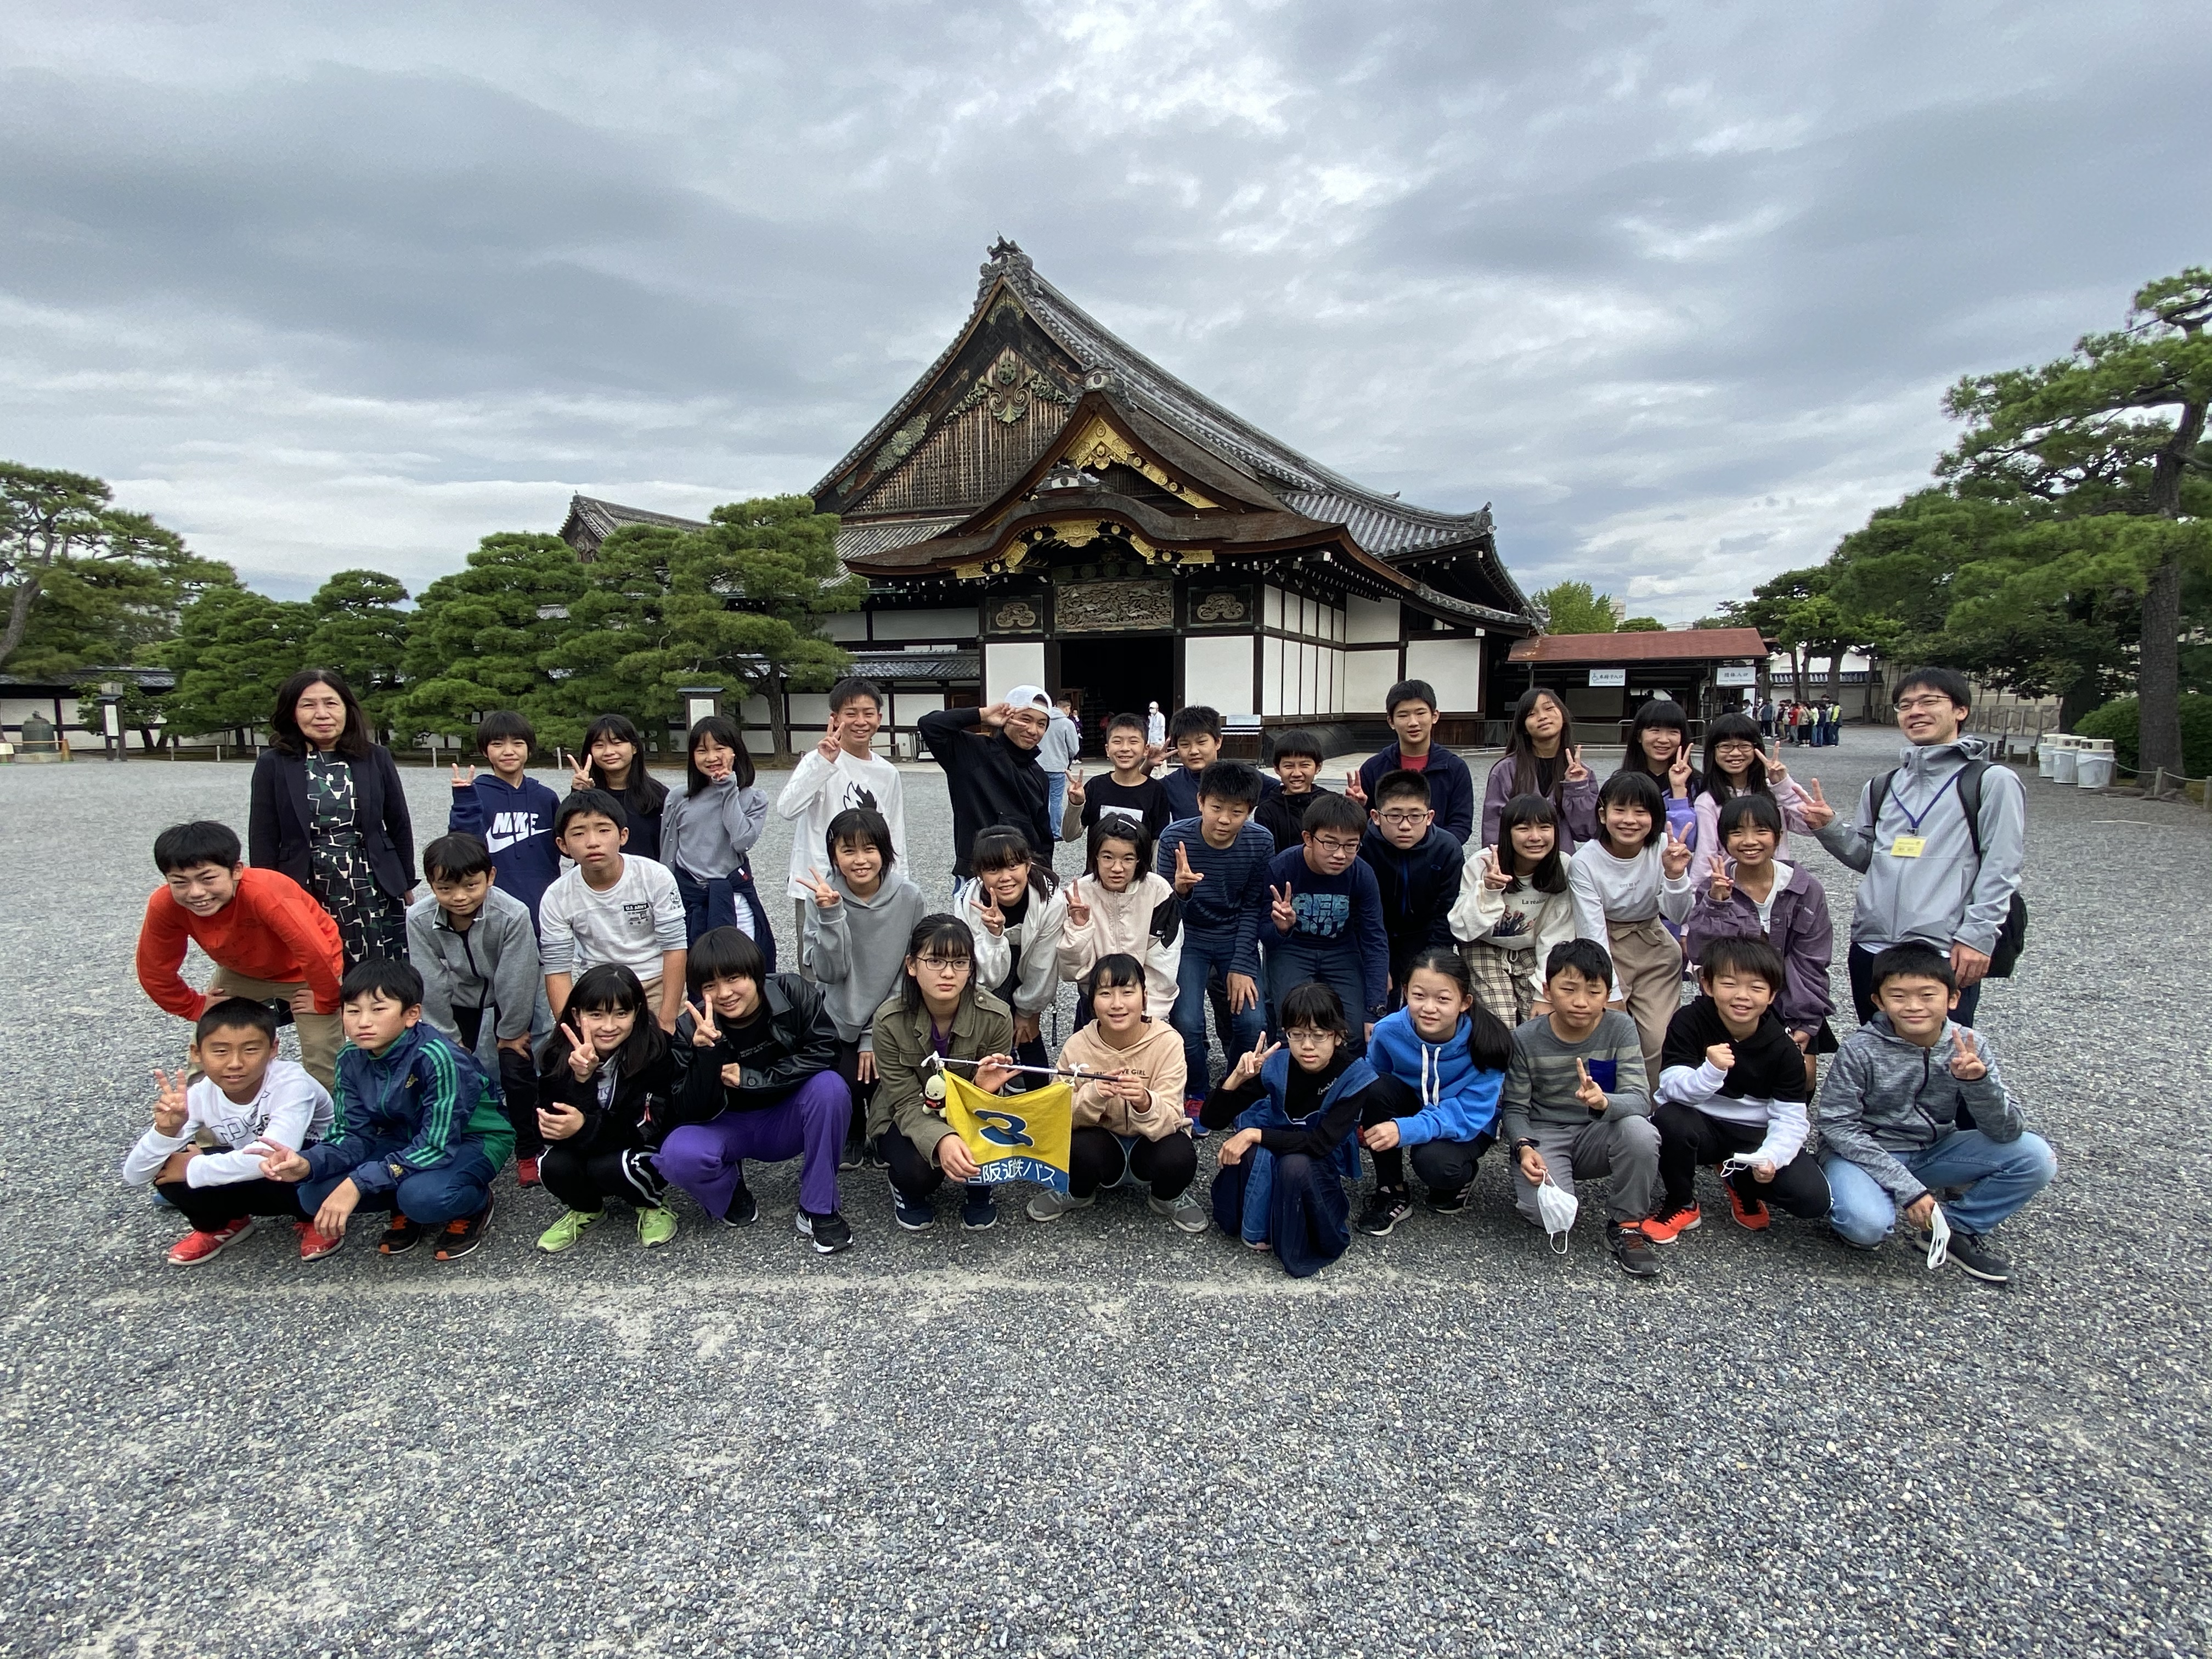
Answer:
[{"left": 250, "top": 669, "right": 416, "bottom": 969}]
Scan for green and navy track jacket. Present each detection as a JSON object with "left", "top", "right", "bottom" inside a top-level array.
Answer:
[{"left": 302, "top": 1023, "right": 512, "bottom": 1195}]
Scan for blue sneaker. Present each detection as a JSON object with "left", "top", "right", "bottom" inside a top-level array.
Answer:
[
  {"left": 890, "top": 1184, "right": 934, "bottom": 1232},
  {"left": 1184, "top": 1096, "right": 1210, "bottom": 1141},
  {"left": 960, "top": 1184, "right": 998, "bottom": 1231}
]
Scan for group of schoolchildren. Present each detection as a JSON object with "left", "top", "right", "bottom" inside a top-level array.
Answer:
[{"left": 123, "top": 663, "right": 2056, "bottom": 1289}]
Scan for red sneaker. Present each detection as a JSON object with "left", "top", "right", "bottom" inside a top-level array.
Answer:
[
  {"left": 297, "top": 1221, "right": 345, "bottom": 1262},
  {"left": 515, "top": 1156, "right": 541, "bottom": 1188},
  {"left": 1641, "top": 1201, "right": 1702, "bottom": 1245},
  {"left": 166, "top": 1216, "right": 253, "bottom": 1266},
  {"left": 1726, "top": 1184, "right": 1772, "bottom": 1232}
]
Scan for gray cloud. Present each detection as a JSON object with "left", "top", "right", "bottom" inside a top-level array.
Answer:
[{"left": 0, "top": 0, "right": 2205, "bottom": 612}]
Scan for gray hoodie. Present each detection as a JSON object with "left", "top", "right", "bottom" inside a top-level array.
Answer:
[
  {"left": 404, "top": 885, "right": 542, "bottom": 1043},
  {"left": 801, "top": 869, "right": 929, "bottom": 1050},
  {"left": 1815, "top": 1014, "right": 2025, "bottom": 1204},
  {"left": 1813, "top": 737, "right": 2024, "bottom": 955}
]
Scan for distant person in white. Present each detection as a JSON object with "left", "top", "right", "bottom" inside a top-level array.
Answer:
[
  {"left": 776, "top": 677, "right": 907, "bottom": 966},
  {"left": 1146, "top": 701, "right": 1167, "bottom": 748},
  {"left": 539, "top": 789, "right": 688, "bottom": 1033}
]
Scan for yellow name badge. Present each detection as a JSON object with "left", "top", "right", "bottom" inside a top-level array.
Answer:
[{"left": 1890, "top": 836, "right": 1927, "bottom": 858}]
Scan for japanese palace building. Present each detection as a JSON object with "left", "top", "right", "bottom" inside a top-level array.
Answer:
[{"left": 562, "top": 240, "right": 1537, "bottom": 753}]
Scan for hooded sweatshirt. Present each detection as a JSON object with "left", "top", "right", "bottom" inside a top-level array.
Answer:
[
  {"left": 447, "top": 771, "right": 563, "bottom": 922},
  {"left": 1815, "top": 1014, "right": 2026, "bottom": 1204},
  {"left": 302, "top": 1024, "right": 511, "bottom": 1197},
  {"left": 1812, "top": 737, "right": 2025, "bottom": 956},
  {"left": 1054, "top": 870, "right": 1183, "bottom": 1021},
  {"left": 1358, "top": 825, "right": 1464, "bottom": 988},
  {"left": 1059, "top": 1019, "right": 1189, "bottom": 1138},
  {"left": 1365, "top": 1008, "right": 1505, "bottom": 1146},
  {"left": 1682, "top": 861, "right": 1835, "bottom": 1034},
  {"left": 802, "top": 868, "right": 929, "bottom": 1049},
  {"left": 1655, "top": 997, "right": 1810, "bottom": 1170},
  {"left": 405, "top": 885, "right": 542, "bottom": 1043}
]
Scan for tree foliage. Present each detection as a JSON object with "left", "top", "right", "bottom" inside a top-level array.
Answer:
[
  {"left": 303, "top": 569, "right": 411, "bottom": 737},
  {"left": 1530, "top": 580, "right": 1616, "bottom": 635},
  {"left": 0, "top": 463, "right": 229, "bottom": 674},
  {"left": 393, "top": 533, "right": 590, "bottom": 747},
  {"left": 163, "top": 584, "right": 313, "bottom": 738},
  {"left": 1617, "top": 616, "right": 1666, "bottom": 632}
]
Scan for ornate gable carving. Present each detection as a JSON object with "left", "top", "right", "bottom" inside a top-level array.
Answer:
[
  {"left": 1057, "top": 414, "right": 1217, "bottom": 509},
  {"left": 950, "top": 347, "right": 1077, "bottom": 428}
]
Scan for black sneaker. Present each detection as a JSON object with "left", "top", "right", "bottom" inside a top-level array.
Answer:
[
  {"left": 1607, "top": 1221, "right": 1661, "bottom": 1279},
  {"left": 1947, "top": 1229, "right": 2013, "bottom": 1285},
  {"left": 379, "top": 1213, "right": 425, "bottom": 1256},
  {"left": 1356, "top": 1188, "right": 1413, "bottom": 1237},
  {"left": 434, "top": 1196, "right": 494, "bottom": 1262},
  {"left": 1426, "top": 1182, "right": 1474, "bottom": 1215},
  {"left": 960, "top": 1184, "right": 998, "bottom": 1231},
  {"left": 721, "top": 1185, "right": 758, "bottom": 1227},
  {"left": 838, "top": 1139, "right": 866, "bottom": 1172},
  {"left": 798, "top": 1210, "right": 853, "bottom": 1254}
]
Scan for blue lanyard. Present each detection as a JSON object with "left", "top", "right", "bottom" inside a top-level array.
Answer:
[{"left": 1891, "top": 769, "right": 1961, "bottom": 833}]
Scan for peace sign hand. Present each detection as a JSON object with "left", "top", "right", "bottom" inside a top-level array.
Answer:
[
  {"left": 803, "top": 866, "right": 842, "bottom": 911},
  {"left": 1765, "top": 744, "right": 1790, "bottom": 785},
  {"left": 816, "top": 715, "right": 843, "bottom": 761},
  {"left": 1064, "top": 884, "right": 1092, "bottom": 930},
  {"left": 1225, "top": 1038, "right": 1280, "bottom": 1091},
  {"left": 1344, "top": 771, "right": 1368, "bottom": 805},
  {"left": 563, "top": 748, "right": 592, "bottom": 791},
  {"left": 1660, "top": 825, "right": 1691, "bottom": 881},
  {"left": 449, "top": 761, "right": 476, "bottom": 788},
  {"left": 1479, "top": 846, "right": 1512, "bottom": 891},
  {"left": 979, "top": 894, "right": 1006, "bottom": 936},
  {"left": 1708, "top": 861, "right": 1735, "bottom": 904},
  {"left": 685, "top": 997, "right": 721, "bottom": 1048},
  {"left": 1668, "top": 751, "right": 1693, "bottom": 794},
  {"left": 1949, "top": 1027, "right": 1988, "bottom": 1082},
  {"left": 1172, "top": 842, "right": 1205, "bottom": 898},
  {"left": 1270, "top": 883, "right": 1296, "bottom": 935},
  {"left": 1564, "top": 746, "right": 1590, "bottom": 783},
  {"left": 1574, "top": 1056, "right": 1607, "bottom": 1112},
  {"left": 151, "top": 1068, "right": 190, "bottom": 1137},
  {"left": 1800, "top": 777, "right": 1835, "bottom": 830},
  {"left": 565, "top": 1020, "right": 600, "bottom": 1081}
]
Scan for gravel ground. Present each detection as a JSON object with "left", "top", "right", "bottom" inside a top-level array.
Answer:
[{"left": 2, "top": 741, "right": 2207, "bottom": 1658}]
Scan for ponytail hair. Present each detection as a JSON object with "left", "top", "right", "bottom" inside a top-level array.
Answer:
[{"left": 1401, "top": 945, "right": 1513, "bottom": 1073}]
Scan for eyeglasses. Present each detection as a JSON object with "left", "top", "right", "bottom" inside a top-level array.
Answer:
[
  {"left": 1713, "top": 740, "right": 1757, "bottom": 752},
  {"left": 1894, "top": 695, "right": 1954, "bottom": 713},
  {"left": 1377, "top": 812, "right": 1429, "bottom": 828},
  {"left": 1311, "top": 836, "right": 1361, "bottom": 854},
  {"left": 916, "top": 956, "right": 969, "bottom": 972}
]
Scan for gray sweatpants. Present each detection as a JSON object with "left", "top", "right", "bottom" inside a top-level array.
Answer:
[{"left": 1513, "top": 1115, "right": 1661, "bottom": 1227}]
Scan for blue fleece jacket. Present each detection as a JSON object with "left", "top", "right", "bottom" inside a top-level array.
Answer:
[
  {"left": 449, "top": 772, "right": 563, "bottom": 923},
  {"left": 1357, "top": 744, "right": 1476, "bottom": 844},
  {"left": 1367, "top": 1008, "right": 1505, "bottom": 1146}
]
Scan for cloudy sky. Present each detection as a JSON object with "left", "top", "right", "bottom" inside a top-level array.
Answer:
[{"left": 3, "top": 1, "right": 2208, "bottom": 619}]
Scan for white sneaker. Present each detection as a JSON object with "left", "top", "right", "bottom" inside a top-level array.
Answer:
[{"left": 1024, "top": 1189, "right": 1096, "bottom": 1223}]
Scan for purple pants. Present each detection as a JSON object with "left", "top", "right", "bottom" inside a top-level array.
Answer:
[{"left": 656, "top": 1069, "right": 851, "bottom": 1220}]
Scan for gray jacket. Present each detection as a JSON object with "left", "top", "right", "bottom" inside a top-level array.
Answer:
[
  {"left": 1813, "top": 737, "right": 2024, "bottom": 955},
  {"left": 802, "top": 870, "right": 929, "bottom": 1049},
  {"left": 1815, "top": 1014, "right": 2025, "bottom": 1204},
  {"left": 404, "top": 887, "right": 542, "bottom": 1042}
]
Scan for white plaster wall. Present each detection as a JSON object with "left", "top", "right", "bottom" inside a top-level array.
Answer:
[
  {"left": 873, "top": 606, "right": 978, "bottom": 642},
  {"left": 984, "top": 641, "right": 1047, "bottom": 702},
  {"left": 1182, "top": 637, "right": 1254, "bottom": 718},
  {"left": 1347, "top": 648, "right": 1398, "bottom": 714},
  {"left": 1348, "top": 595, "right": 1400, "bottom": 644},
  {"left": 1404, "top": 637, "right": 1486, "bottom": 711}
]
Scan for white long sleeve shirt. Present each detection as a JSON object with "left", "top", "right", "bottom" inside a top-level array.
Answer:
[
  {"left": 1567, "top": 838, "right": 1694, "bottom": 941},
  {"left": 772, "top": 746, "right": 907, "bottom": 900},
  {"left": 120, "top": 1059, "right": 334, "bottom": 1188},
  {"left": 1655, "top": 1058, "right": 1810, "bottom": 1170}
]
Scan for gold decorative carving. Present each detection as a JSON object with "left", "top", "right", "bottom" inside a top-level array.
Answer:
[
  {"left": 991, "top": 599, "right": 1040, "bottom": 632},
  {"left": 1193, "top": 589, "right": 1250, "bottom": 625},
  {"left": 950, "top": 348, "right": 1076, "bottom": 427},
  {"left": 1057, "top": 415, "right": 1217, "bottom": 507},
  {"left": 869, "top": 413, "right": 929, "bottom": 475},
  {"left": 1057, "top": 581, "right": 1172, "bottom": 634}
]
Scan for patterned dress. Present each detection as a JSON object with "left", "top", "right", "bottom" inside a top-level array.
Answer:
[{"left": 304, "top": 752, "right": 407, "bottom": 968}]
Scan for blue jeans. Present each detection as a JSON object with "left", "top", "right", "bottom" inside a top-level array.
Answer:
[
  {"left": 1823, "top": 1129, "right": 2056, "bottom": 1245},
  {"left": 1264, "top": 935, "right": 1370, "bottom": 1052},
  {"left": 1169, "top": 930, "right": 1265, "bottom": 1102},
  {"left": 1211, "top": 1151, "right": 1350, "bottom": 1279},
  {"left": 300, "top": 1136, "right": 500, "bottom": 1227},
  {"left": 1046, "top": 772, "right": 1067, "bottom": 841}
]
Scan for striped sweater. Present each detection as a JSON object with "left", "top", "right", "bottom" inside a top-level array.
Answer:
[
  {"left": 301, "top": 1023, "right": 511, "bottom": 1197},
  {"left": 1500, "top": 1010, "right": 1651, "bottom": 1146}
]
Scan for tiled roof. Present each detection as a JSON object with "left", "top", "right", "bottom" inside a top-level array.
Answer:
[
  {"left": 1507, "top": 628, "right": 1771, "bottom": 665},
  {"left": 835, "top": 516, "right": 966, "bottom": 560},
  {"left": 560, "top": 494, "right": 710, "bottom": 554},
  {"left": 848, "top": 651, "right": 979, "bottom": 681}
]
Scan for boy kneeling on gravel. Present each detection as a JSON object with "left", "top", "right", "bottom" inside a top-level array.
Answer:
[
  {"left": 120, "top": 997, "right": 334, "bottom": 1266},
  {"left": 259, "top": 960, "right": 512, "bottom": 1263}
]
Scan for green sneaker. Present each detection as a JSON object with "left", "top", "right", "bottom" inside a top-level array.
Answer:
[
  {"left": 636, "top": 1206, "right": 677, "bottom": 1249},
  {"left": 535, "top": 1210, "right": 602, "bottom": 1254}
]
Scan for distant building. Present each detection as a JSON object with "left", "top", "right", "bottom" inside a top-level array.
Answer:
[
  {"left": 561, "top": 240, "right": 1538, "bottom": 754},
  {"left": 1506, "top": 629, "right": 1771, "bottom": 736}
]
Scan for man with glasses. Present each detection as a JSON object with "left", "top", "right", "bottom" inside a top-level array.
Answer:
[
  {"left": 1261, "top": 791, "right": 1390, "bottom": 1050},
  {"left": 1359, "top": 770, "right": 1466, "bottom": 1013},
  {"left": 1801, "top": 667, "right": 2025, "bottom": 1028}
]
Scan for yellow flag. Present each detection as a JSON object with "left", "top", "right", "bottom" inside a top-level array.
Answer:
[{"left": 939, "top": 1073, "right": 1074, "bottom": 1192}]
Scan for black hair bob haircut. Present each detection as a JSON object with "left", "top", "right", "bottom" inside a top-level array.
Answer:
[
  {"left": 1717, "top": 791, "right": 1785, "bottom": 840},
  {"left": 475, "top": 709, "right": 536, "bottom": 753},
  {"left": 421, "top": 832, "right": 494, "bottom": 884},
  {"left": 270, "top": 668, "right": 372, "bottom": 758},
  {"left": 1544, "top": 936, "right": 1615, "bottom": 992},
  {"left": 684, "top": 715, "right": 754, "bottom": 794},
  {"left": 556, "top": 788, "right": 630, "bottom": 837},
  {"left": 154, "top": 820, "right": 241, "bottom": 874},
  {"left": 826, "top": 807, "right": 897, "bottom": 871},
  {"left": 899, "top": 913, "right": 978, "bottom": 1012},
  {"left": 686, "top": 925, "right": 766, "bottom": 993},
  {"left": 1495, "top": 793, "right": 1568, "bottom": 895},
  {"left": 1085, "top": 814, "right": 1153, "bottom": 874},
  {"left": 1195, "top": 760, "right": 1262, "bottom": 809},
  {"left": 555, "top": 962, "right": 669, "bottom": 1080},
  {"left": 1595, "top": 769, "right": 1667, "bottom": 851},
  {"left": 1277, "top": 979, "right": 1349, "bottom": 1037},
  {"left": 340, "top": 958, "right": 425, "bottom": 1008},
  {"left": 1084, "top": 951, "right": 1147, "bottom": 998},
  {"left": 194, "top": 995, "right": 281, "bottom": 1046},
  {"left": 1701, "top": 712, "right": 1770, "bottom": 806}
]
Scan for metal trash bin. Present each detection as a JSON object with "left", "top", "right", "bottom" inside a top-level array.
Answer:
[
  {"left": 2050, "top": 734, "right": 2080, "bottom": 784},
  {"left": 2074, "top": 737, "right": 2116, "bottom": 789}
]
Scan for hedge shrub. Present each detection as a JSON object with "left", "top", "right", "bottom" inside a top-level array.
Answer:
[{"left": 2073, "top": 693, "right": 2212, "bottom": 780}]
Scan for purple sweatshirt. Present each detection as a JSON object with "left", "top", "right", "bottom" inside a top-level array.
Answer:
[
  {"left": 1682, "top": 862, "right": 1835, "bottom": 1035},
  {"left": 1479, "top": 753, "right": 1601, "bottom": 853}
]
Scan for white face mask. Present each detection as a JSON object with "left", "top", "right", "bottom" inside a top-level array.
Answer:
[
  {"left": 1537, "top": 1173, "right": 1578, "bottom": 1253},
  {"left": 1925, "top": 1200, "right": 1951, "bottom": 1271}
]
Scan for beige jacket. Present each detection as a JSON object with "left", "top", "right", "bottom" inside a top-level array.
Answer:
[
  {"left": 1058, "top": 1020, "right": 1189, "bottom": 1139},
  {"left": 1053, "top": 871, "right": 1182, "bottom": 1021}
]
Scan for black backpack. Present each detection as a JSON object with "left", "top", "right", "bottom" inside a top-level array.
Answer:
[{"left": 1867, "top": 760, "right": 2027, "bottom": 977}]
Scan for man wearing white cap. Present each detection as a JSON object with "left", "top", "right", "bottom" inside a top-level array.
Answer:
[{"left": 919, "top": 686, "right": 1056, "bottom": 895}]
